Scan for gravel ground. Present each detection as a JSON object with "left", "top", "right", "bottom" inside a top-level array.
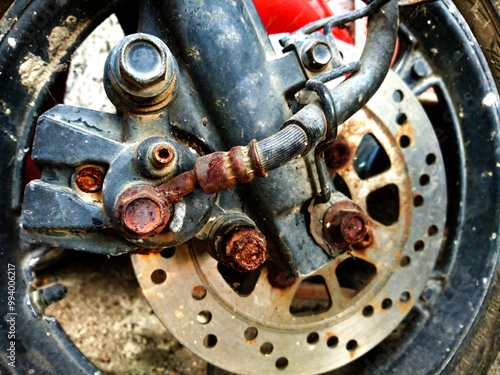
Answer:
[{"left": 43, "top": 252, "right": 206, "bottom": 375}]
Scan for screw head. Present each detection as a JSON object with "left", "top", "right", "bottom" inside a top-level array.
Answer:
[
  {"left": 225, "top": 227, "right": 267, "bottom": 272},
  {"left": 303, "top": 41, "right": 332, "bottom": 71},
  {"left": 120, "top": 37, "right": 167, "bottom": 88}
]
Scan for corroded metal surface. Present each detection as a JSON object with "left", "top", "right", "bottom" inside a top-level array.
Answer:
[
  {"left": 224, "top": 228, "right": 267, "bottom": 272},
  {"left": 74, "top": 166, "right": 105, "bottom": 193},
  {"left": 323, "top": 200, "right": 368, "bottom": 247},
  {"left": 132, "top": 69, "right": 448, "bottom": 374}
]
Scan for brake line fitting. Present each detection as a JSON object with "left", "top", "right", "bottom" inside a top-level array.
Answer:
[{"left": 114, "top": 103, "right": 328, "bottom": 238}]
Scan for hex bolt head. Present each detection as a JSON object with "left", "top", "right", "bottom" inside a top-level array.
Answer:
[
  {"left": 120, "top": 38, "right": 167, "bottom": 88},
  {"left": 105, "top": 33, "right": 178, "bottom": 112},
  {"left": 325, "top": 136, "right": 351, "bottom": 169},
  {"left": 114, "top": 186, "right": 171, "bottom": 238},
  {"left": 323, "top": 201, "right": 369, "bottom": 248},
  {"left": 302, "top": 41, "right": 332, "bottom": 71},
  {"left": 224, "top": 227, "right": 267, "bottom": 272},
  {"left": 75, "top": 166, "right": 105, "bottom": 193}
]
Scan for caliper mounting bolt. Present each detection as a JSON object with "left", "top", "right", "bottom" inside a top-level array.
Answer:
[
  {"left": 114, "top": 186, "right": 172, "bottom": 238},
  {"left": 323, "top": 201, "right": 369, "bottom": 248},
  {"left": 224, "top": 227, "right": 267, "bottom": 273},
  {"left": 325, "top": 136, "right": 351, "bottom": 169},
  {"left": 302, "top": 41, "right": 332, "bottom": 72}
]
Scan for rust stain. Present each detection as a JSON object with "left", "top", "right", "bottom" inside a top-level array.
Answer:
[
  {"left": 225, "top": 228, "right": 267, "bottom": 272},
  {"left": 325, "top": 136, "right": 351, "bottom": 169},
  {"left": 75, "top": 166, "right": 104, "bottom": 193}
]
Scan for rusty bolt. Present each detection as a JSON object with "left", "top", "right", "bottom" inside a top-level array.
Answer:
[
  {"left": 302, "top": 41, "right": 332, "bottom": 71},
  {"left": 150, "top": 144, "right": 174, "bottom": 167},
  {"left": 351, "top": 231, "right": 374, "bottom": 250},
  {"left": 267, "top": 263, "right": 296, "bottom": 289},
  {"left": 224, "top": 227, "right": 267, "bottom": 272},
  {"left": 325, "top": 136, "right": 351, "bottom": 169},
  {"left": 114, "top": 186, "right": 171, "bottom": 238},
  {"left": 323, "top": 201, "right": 368, "bottom": 248},
  {"left": 75, "top": 166, "right": 105, "bottom": 193}
]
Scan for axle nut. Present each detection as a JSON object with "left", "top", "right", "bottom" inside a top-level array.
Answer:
[
  {"left": 224, "top": 227, "right": 267, "bottom": 272},
  {"left": 323, "top": 201, "right": 369, "bottom": 248}
]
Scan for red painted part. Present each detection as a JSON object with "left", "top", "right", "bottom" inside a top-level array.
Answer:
[
  {"left": 23, "top": 155, "right": 41, "bottom": 188},
  {"left": 253, "top": 0, "right": 353, "bottom": 44}
]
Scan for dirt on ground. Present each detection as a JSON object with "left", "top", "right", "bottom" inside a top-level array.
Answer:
[{"left": 42, "top": 251, "right": 207, "bottom": 375}]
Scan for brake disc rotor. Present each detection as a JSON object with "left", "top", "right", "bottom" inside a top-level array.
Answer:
[{"left": 132, "top": 69, "right": 447, "bottom": 374}]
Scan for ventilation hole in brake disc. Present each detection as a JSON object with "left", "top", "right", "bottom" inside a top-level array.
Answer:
[
  {"left": 366, "top": 184, "right": 399, "bottom": 226},
  {"left": 382, "top": 298, "right": 393, "bottom": 310},
  {"left": 346, "top": 340, "right": 358, "bottom": 352},
  {"left": 413, "top": 195, "right": 424, "bottom": 207},
  {"left": 353, "top": 134, "right": 391, "bottom": 180},
  {"left": 419, "top": 174, "right": 430, "bottom": 186},
  {"left": 260, "top": 342, "right": 274, "bottom": 355},
  {"left": 399, "top": 135, "right": 411, "bottom": 148},
  {"left": 203, "top": 334, "right": 217, "bottom": 348},
  {"left": 336, "top": 258, "right": 376, "bottom": 297},
  {"left": 327, "top": 336, "right": 339, "bottom": 348},
  {"left": 333, "top": 173, "right": 352, "bottom": 199},
  {"left": 151, "top": 269, "right": 167, "bottom": 284},
  {"left": 290, "top": 276, "right": 332, "bottom": 317},
  {"left": 428, "top": 225, "right": 439, "bottom": 236},
  {"left": 362, "top": 305, "right": 374, "bottom": 317},
  {"left": 414, "top": 240, "right": 425, "bottom": 251},
  {"left": 275, "top": 357, "right": 289, "bottom": 370},
  {"left": 307, "top": 332, "right": 320, "bottom": 345},
  {"left": 197, "top": 311, "right": 212, "bottom": 324},
  {"left": 426, "top": 153, "right": 436, "bottom": 165},
  {"left": 216, "top": 263, "right": 260, "bottom": 296},
  {"left": 192, "top": 285, "right": 207, "bottom": 300},
  {"left": 244, "top": 327, "right": 258, "bottom": 341},
  {"left": 160, "top": 247, "right": 175, "bottom": 258},
  {"left": 400, "top": 256, "right": 411, "bottom": 267},
  {"left": 400, "top": 291, "right": 411, "bottom": 303},
  {"left": 396, "top": 112, "right": 408, "bottom": 125}
]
